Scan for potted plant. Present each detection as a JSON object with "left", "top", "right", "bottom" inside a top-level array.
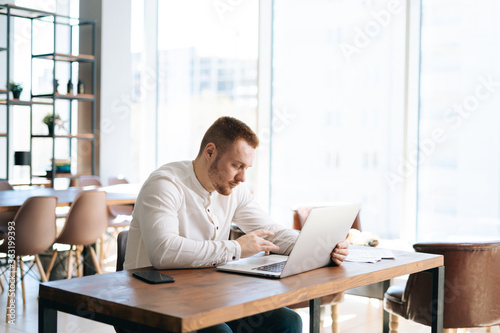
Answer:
[
  {"left": 9, "top": 81, "right": 23, "bottom": 99},
  {"left": 43, "top": 113, "right": 62, "bottom": 135}
]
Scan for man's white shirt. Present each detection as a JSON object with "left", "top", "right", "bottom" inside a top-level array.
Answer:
[{"left": 124, "top": 161, "right": 298, "bottom": 270}]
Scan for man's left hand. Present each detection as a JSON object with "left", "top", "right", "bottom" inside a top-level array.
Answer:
[{"left": 331, "top": 240, "right": 349, "bottom": 266}]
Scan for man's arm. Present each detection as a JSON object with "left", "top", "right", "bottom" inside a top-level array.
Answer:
[
  {"left": 233, "top": 186, "right": 351, "bottom": 261},
  {"left": 232, "top": 187, "right": 299, "bottom": 257},
  {"left": 134, "top": 177, "right": 240, "bottom": 269}
]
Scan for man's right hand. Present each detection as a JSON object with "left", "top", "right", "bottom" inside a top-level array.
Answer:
[{"left": 236, "top": 229, "right": 279, "bottom": 258}]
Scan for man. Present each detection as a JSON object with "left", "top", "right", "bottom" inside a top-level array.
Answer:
[{"left": 124, "top": 116, "right": 349, "bottom": 332}]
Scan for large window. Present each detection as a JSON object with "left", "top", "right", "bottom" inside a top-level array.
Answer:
[
  {"left": 416, "top": 0, "right": 500, "bottom": 241},
  {"left": 155, "top": 0, "right": 259, "bottom": 185},
  {"left": 270, "top": 0, "right": 406, "bottom": 234},
  {"left": 132, "top": 0, "right": 500, "bottom": 242}
]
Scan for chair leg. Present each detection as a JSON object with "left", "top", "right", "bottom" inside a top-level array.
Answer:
[
  {"left": 443, "top": 329, "right": 457, "bottom": 333},
  {"left": 18, "top": 259, "right": 26, "bottom": 305},
  {"left": 319, "top": 305, "right": 325, "bottom": 329},
  {"left": 99, "top": 235, "right": 106, "bottom": 268},
  {"left": 66, "top": 248, "right": 74, "bottom": 279},
  {"left": 35, "top": 255, "right": 48, "bottom": 282},
  {"left": 75, "top": 246, "right": 83, "bottom": 277},
  {"left": 102, "top": 227, "right": 120, "bottom": 266},
  {"left": 89, "top": 246, "right": 103, "bottom": 274},
  {"left": 389, "top": 313, "right": 399, "bottom": 333},
  {"left": 486, "top": 327, "right": 491, "bottom": 333},
  {"left": 331, "top": 304, "right": 339, "bottom": 333},
  {"left": 6, "top": 258, "right": 17, "bottom": 323},
  {"left": 45, "top": 249, "right": 59, "bottom": 279}
]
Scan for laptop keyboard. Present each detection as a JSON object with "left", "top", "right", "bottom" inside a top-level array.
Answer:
[{"left": 252, "top": 261, "right": 286, "bottom": 273}]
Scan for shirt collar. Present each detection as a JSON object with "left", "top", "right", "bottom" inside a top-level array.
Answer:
[{"left": 188, "top": 160, "right": 212, "bottom": 198}]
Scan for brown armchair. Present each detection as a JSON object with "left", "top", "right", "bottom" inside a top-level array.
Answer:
[{"left": 384, "top": 241, "right": 500, "bottom": 332}]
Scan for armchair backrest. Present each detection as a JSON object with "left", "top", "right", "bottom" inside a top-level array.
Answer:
[{"left": 404, "top": 241, "right": 500, "bottom": 328}]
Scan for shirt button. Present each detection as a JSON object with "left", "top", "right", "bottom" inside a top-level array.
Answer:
[{"left": 216, "top": 226, "right": 219, "bottom": 230}]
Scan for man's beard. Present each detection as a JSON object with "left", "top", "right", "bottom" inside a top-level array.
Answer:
[{"left": 208, "top": 154, "right": 232, "bottom": 195}]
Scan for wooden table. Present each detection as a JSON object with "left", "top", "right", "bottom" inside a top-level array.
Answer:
[
  {"left": 39, "top": 250, "right": 444, "bottom": 333},
  {"left": 0, "top": 183, "right": 140, "bottom": 212}
]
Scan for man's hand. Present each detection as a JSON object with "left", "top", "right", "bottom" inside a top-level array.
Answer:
[
  {"left": 236, "top": 229, "right": 279, "bottom": 258},
  {"left": 331, "top": 240, "right": 349, "bottom": 266}
]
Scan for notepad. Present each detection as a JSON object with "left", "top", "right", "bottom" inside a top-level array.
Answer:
[{"left": 346, "top": 246, "right": 395, "bottom": 263}]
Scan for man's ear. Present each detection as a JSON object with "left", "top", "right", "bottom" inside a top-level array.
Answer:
[{"left": 205, "top": 143, "right": 216, "bottom": 160}]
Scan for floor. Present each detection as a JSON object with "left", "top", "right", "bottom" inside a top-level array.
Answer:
[{"left": 0, "top": 253, "right": 498, "bottom": 333}]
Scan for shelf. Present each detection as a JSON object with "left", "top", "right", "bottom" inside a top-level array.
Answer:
[
  {"left": 32, "top": 134, "right": 94, "bottom": 139},
  {"left": 0, "top": 4, "right": 93, "bottom": 25},
  {"left": 0, "top": 89, "right": 7, "bottom": 94},
  {"left": 56, "top": 93, "right": 94, "bottom": 100},
  {"left": 32, "top": 93, "right": 95, "bottom": 101},
  {"left": 0, "top": 99, "right": 53, "bottom": 106},
  {"left": 0, "top": 4, "right": 54, "bottom": 19},
  {"left": 40, "top": 172, "right": 92, "bottom": 179},
  {"left": 0, "top": 133, "right": 7, "bottom": 137},
  {"left": 56, "top": 133, "right": 94, "bottom": 139},
  {"left": 10, "top": 178, "right": 52, "bottom": 187},
  {"left": 0, "top": 47, "right": 6, "bottom": 52},
  {"left": 33, "top": 53, "right": 95, "bottom": 62}
]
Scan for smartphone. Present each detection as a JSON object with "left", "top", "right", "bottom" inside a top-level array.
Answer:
[{"left": 132, "top": 271, "right": 175, "bottom": 284}]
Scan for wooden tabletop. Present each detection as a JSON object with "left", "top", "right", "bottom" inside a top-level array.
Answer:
[
  {"left": 39, "top": 250, "right": 444, "bottom": 332},
  {"left": 0, "top": 183, "right": 140, "bottom": 212}
]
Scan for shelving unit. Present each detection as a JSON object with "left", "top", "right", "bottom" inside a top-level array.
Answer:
[
  {"left": 0, "top": 11, "right": 9, "bottom": 180},
  {"left": 0, "top": 4, "right": 96, "bottom": 187}
]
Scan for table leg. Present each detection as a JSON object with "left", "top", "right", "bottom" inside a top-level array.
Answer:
[
  {"left": 309, "top": 298, "right": 321, "bottom": 333},
  {"left": 39, "top": 298, "right": 57, "bottom": 333},
  {"left": 381, "top": 279, "right": 391, "bottom": 333},
  {"left": 429, "top": 266, "right": 444, "bottom": 333}
]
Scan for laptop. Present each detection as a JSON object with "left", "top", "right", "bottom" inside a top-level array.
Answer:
[{"left": 217, "top": 202, "right": 361, "bottom": 278}]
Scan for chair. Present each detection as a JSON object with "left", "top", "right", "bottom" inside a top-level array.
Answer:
[
  {"left": 0, "top": 181, "right": 15, "bottom": 292},
  {"left": 45, "top": 191, "right": 108, "bottom": 279},
  {"left": 114, "top": 230, "right": 129, "bottom": 333},
  {"left": 103, "top": 177, "right": 133, "bottom": 265},
  {"left": 108, "top": 176, "right": 129, "bottom": 185},
  {"left": 288, "top": 205, "right": 362, "bottom": 333},
  {"left": 0, "top": 196, "right": 57, "bottom": 322},
  {"left": 77, "top": 175, "right": 132, "bottom": 265},
  {"left": 384, "top": 241, "right": 500, "bottom": 333},
  {"left": 78, "top": 175, "right": 102, "bottom": 187},
  {"left": 0, "top": 181, "right": 16, "bottom": 236},
  {"left": 107, "top": 176, "right": 133, "bottom": 222},
  {"left": 0, "top": 181, "right": 13, "bottom": 191},
  {"left": 116, "top": 229, "right": 129, "bottom": 272}
]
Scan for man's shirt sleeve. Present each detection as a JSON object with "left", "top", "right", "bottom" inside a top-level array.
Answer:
[{"left": 134, "top": 176, "right": 241, "bottom": 269}]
